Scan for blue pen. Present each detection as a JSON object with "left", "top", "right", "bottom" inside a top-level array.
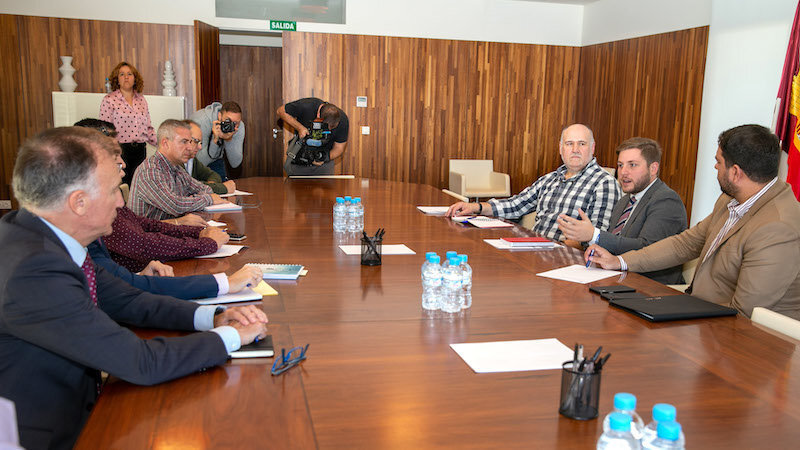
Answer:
[{"left": 586, "top": 249, "right": 595, "bottom": 268}]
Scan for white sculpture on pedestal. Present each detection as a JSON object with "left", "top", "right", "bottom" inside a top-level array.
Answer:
[
  {"left": 58, "top": 56, "right": 78, "bottom": 92},
  {"left": 162, "top": 61, "right": 177, "bottom": 96}
]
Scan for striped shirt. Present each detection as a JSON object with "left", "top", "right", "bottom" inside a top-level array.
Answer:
[
  {"left": 128, "top": 151, "right": 214, "bottom": 220},
  {"left": 99, "top": 90, "right": 157, "bottom": 145},
  {"left": 619, "top": 177, "right": 779, "bottom": 271},
  {"left": 489, "top": 158, "right": 620, "bottom": 240}
]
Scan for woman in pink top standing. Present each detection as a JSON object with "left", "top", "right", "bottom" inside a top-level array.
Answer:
[{"left": 100, "top": 62, "right": 157, "bottom": 186}]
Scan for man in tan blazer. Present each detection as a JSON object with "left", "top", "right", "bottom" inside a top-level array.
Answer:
[{"left": 586, "top": 124, "right": 800, "bottom": 319}]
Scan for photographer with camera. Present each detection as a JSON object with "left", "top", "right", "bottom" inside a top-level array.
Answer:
[
  {"left": 189, "top": 101, "right": 245, "bottom": 180},
  {"left": 278, "top": 98, "right": 349, "bottom": 175}
]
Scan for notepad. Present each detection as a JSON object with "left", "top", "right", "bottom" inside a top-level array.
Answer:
[
  {"left": 192, "top": 287, "right": 263, "bottom": 305},
  {"left": 219, "top": 190, "right": 253, "bottom": 198},
  {"left": 206, "top": 220, "right": 226, "bottom": 227},
  {"left": 194, "top": 244, "right": 246, "bottom": 258},
  {"left": 536, "top": 264, "right": 622, "bottom": 284},
  {"left": 466, "top": 217, "right": 514, "bottom": 228},
  {"left": 501, "top": 237, "right": 556, "bottom": 247},
  {"left": 231, "top": 335, "right": 274, "bottom": 359},
  {"left": 245, "top": 263, "right": 304, "bottom": 280},
  {"left": 338, "top": 244, "right": 416, "bottom": 255},
  {"left": 204, "top": 202, "right": 243, "bottom": 212},
  {"left": 450, "top": 338, "right": 573, "bottom": 373},
  {"left": 417, "top": 206, "right": 449, "bottom": 215},
  {"left": 483, "top": 239, "right": 561, "bottom": 251}
]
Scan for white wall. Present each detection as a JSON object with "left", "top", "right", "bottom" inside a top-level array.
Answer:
[
  {"left": 1, "top": 0, "right": 583, "bottom": 46},
  {"left": 582, "top": 0, "right": 711, "bottom": 46},
  {"left": 691, "top": 0, "right": 796, "bottom": 225}
]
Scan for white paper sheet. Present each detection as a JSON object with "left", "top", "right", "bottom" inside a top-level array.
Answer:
[
  {"left": 483, "top": 239, "right": 561, "bottom": 251},
  {"left": 206, "top": 220, "right": 226, "bottom": 227},
  {"left": 204, "top": 202, "right": 243, "bottom": 212},
  {"left": 417, "top": 206, "right": 449, "bottom": 215},
  {"left": 536, "top": 264, "right": 622, "bottom": 284},
  {"left": 195, "top": 244, "right": 246, "bottom": 258},
  {"left": 338, "top": 244, "right": 416, "bottom": 255},
  {"left": 450, "top": 338, "right": 573, "bottom": 373},
  {"left": 467, "top": 217, "right": 514, "bottom": 228},
  {"left": 192, "top": 287, "right": 263, "bottom": 305},
  {"left": 219, "top": 190, "right": 253, "bottom": 198}
]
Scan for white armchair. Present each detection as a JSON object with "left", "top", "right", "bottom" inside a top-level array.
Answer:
[{"left": 448, "top": 160, "right": 511, "bottom": 201}]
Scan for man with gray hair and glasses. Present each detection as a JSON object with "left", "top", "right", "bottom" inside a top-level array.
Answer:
[
  {"left": 129, "top": 119, "right": 226, "bottom": 220},
  {"left": 0, "top": 127, "right": 268, "bottom": 450},
  {"left": 446, "top": 124, "right": 620, "bottom": 241}
]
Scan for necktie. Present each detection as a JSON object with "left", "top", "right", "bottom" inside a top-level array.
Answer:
[
  {"left": 612, "top": 196, "right": 637, "bottom": 235},
  {"left": 81, "top": 254, "right": 98, "bottom": 307}
]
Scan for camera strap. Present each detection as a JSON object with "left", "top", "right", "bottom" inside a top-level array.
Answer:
[{"left": 207, "top": 129, "right": 225, "bottom": 160}]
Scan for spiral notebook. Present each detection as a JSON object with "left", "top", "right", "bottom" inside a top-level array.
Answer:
[{"left": 245, "top": 263, "right": 304, "bottom": 280}]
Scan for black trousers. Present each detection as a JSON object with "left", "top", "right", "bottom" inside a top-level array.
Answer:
[{"left": 120, "top": 142, "right": 146, "bottom": 186}]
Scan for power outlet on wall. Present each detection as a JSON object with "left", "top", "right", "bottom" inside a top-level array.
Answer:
[{"left": 0, "top": 200, "right": 11, "bottom": 209}]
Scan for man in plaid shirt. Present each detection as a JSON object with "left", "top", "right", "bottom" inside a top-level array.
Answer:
[
  {"left": 129, "top": 120, "right": 225, "bottom": 220},
  {"left": 446, "top": 124, "right": 620, "bottom": 241}
]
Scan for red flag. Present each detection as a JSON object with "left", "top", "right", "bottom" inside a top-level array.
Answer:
[{"left": 776, "top": 1, "right": 800, "bottom": 200}]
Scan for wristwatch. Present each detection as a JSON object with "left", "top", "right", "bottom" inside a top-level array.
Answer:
[{"left": 477, "top": 202, "right": 483, "bottom": 214}]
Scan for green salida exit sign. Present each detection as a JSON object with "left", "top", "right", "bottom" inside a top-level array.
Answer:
[{"left": 270, "top": 20, "right": 296, "bottom": 32}]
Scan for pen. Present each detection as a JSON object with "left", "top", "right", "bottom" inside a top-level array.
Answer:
[
  {"left": 586, "top": 249, "right": 595, "bottom": 268},
  {"left": 573, "top": 343, "right": 579, "bottom": 366},
  {"left": 596, "top": 353, "right": 611, "bottom": 371},
  {"left": 589, "top": 346, "right": 603, "bottom": 364}
]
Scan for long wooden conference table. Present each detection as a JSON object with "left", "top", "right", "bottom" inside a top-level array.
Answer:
[{"left": 75, "top": 177, "right": 800, "bottom": 448}]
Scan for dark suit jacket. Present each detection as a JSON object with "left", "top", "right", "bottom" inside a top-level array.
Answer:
[
  {"left": 88, "top": 239, "right": 218, "bottom": 299},
  {"left": 0, "top": 209, "right": 229, "bottom": 450},
  {"left": 596, "top": 178, "right": 688, "bottom": 284}
]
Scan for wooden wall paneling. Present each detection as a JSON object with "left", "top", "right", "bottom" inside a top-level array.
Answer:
[
  {"left": 0, "top": 14, "right": 23, "bottom": 202},
  {"left": 282, "top": 32, "right": 581, "bottom": 194},
  {"left": 577, "top": 27, "right": 708, "bottom": 220},
  {"left": 194, "top": 20, "right": 220, "bottom": 111},
  {"left": 220, "top": 45, "right": 284, "bottom": 177}
]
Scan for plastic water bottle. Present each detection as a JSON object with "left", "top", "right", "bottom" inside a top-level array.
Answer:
[
  {"left": 105, "top": 77, "right": 112, "bottom": 93},
  {"left": 442, "top": 251, "right": 458, "bottom": 269},
  {"left": 603, "top": 393, "right": 645, "bottom": 440},
  {"left": 333, "top": 197, "right": 346, "bottom": 232},
  {"left": 597, "top": 413, "right": 642, "bottom": 450},
  {"left": 421, "top": 254, "right": 442, "bottom": 310},
  {"left": 642, "top": 404, "right": 685, "bottom": 448},
  {"left": 642, "top": 421, "right": 683, "bottom": 450},
  {"left": 458, "top": 254, "right": 472, "bottom": 309},
  {"left": 348, "top": 197, "right": 364, "bottom": 232},
  {"left": 441, "top": 256, "right": 464, "bottom": 313}
]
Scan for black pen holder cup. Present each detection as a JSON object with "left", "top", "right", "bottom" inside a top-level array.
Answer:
[
  {"left": 360, "top": 237, "right": 382, "bottom": 266},
  {"left": 558, "top": 361, "right": 601, "bottom": 420}
]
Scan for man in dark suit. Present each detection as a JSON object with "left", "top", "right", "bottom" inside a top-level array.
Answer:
[
  {"left": 557, "top": 137, "right": 687, "bottom": 284},
  {"left": 0, "top": 127, "right": 268, "bottom": 450}
]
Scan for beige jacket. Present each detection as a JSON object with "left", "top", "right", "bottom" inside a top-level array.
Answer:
[{"left": 622, "top": 182, "right": 800, "bottom": 319}]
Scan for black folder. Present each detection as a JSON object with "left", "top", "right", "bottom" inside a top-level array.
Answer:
[{"left": 609, "top": 294, "right": 738, "bottom": 322}]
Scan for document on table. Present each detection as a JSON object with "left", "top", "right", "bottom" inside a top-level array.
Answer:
[
  {"left": 192, "top": 287, "right": 263, "bottom": 305},
  {"left": 204, "top": 202, "right": 242, "bottom": 212},
  {"left": 450, "top": 338, "right": 574, "bottom": 373},
  {"left": 483, "top": 239, "right": 561, "bottom": 251},
  {"left": 219, "top": 190, "right": 253, "bottom": 198},
  {"left": 195, "top": 244, "right": 246, "bottom": 258},
  {"left": 338, "top": 244, "right": 416, "bottom": 255},
  {"left": 452, "top": 216, "right": 514, "bottom": 228},
  {"left": 206, "top": 220, "right": 226, "bottom": 227},
  {"left": 537, "top": 264, "right": 622, "bottom": 284},
  {"left": 417, "top": 206, "right": 449, "bottom": 215}
]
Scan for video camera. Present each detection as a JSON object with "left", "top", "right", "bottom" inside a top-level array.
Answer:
[{"left": 287, "top": 119, "right": 332, "bottom": 165}]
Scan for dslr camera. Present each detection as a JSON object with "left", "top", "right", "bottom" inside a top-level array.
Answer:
[
  {"left": 220, "top": 118, "right": 236, "bottom": 134},
  {"left": 287, "top": 120, "right": 332, "bottom": 166}
]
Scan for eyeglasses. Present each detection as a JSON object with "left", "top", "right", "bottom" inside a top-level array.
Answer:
[{"left": 271, "top": 344, "right": 309, "bottom": 376}]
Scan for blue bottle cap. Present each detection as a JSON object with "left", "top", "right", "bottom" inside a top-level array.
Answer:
[
  {"left": 652, "top": 403, "right": 677, "bottom": 422},
  {"left": 430, "top": 255, "right": 440, "bottom": 264},
  {"left": 656, "top": 421, "right": 681, "bottom": 440},
  {"left": 613, "top": 393, "right": 637, "bottom": 410},
  {"left": 425, "top": 252, "right": 436, "bottom": 258},
  {"left": 449, "top": 256, "right": 461, "bottom": 266},
  {"left": 353, "top": 197, "right": 361, "bottom": 203},
  {"left": 336, "top": 197, "right": 344, "bottom": 203},
  {"left": 344, "top": 196, "right": 352, "bottom": 202},
  {"left": 608, "top": 412, "right": 631, "bottom": 432},
  {"left": 446, "top": 251, "right": 458, "bottom": 258},
  {"left": 458, "top": 254, "right": 468, "bottom": 263}
]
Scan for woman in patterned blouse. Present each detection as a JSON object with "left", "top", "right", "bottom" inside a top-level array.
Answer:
[{"left": 100, "top": 62, "right": 157, "bottom": 186}]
